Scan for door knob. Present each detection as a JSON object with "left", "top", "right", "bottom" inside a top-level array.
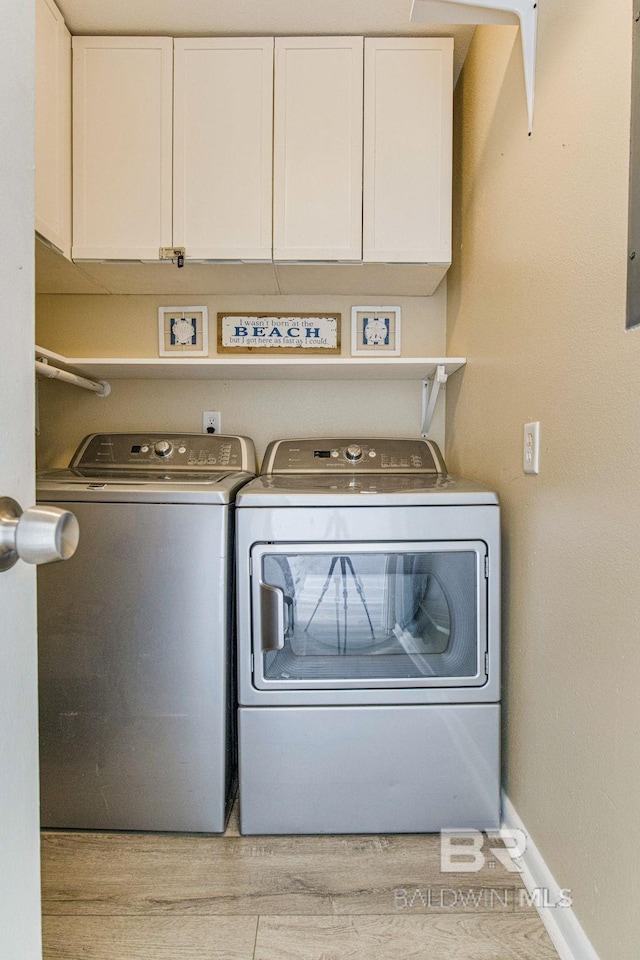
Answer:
[{"left": 0, "top": 497, "right": 79, "bottom": 572}]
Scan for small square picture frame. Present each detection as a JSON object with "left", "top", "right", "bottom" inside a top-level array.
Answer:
[
  {"left": 351, "top": 306, "right": 401, "bottom": 356},
  {"left": 158, "top": 306, "right": 209, "bottom": 357}
]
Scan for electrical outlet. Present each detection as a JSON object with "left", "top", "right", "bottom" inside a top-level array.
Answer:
[
  {"left": 202, "top": 411, "right": 222, "bottom": 434},
  {"left": 523, "top": 421, "right": 540, "bottom": 474}
]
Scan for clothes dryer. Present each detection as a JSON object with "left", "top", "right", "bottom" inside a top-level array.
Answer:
[{"left": 235, "top": 438, "right": 500, "bottom": 834}]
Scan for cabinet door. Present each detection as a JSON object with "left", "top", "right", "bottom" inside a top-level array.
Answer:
[
  {"left": 72, "top": 37, "right": 173, "bottom": 260},
  {"left": 274, "top": 37, "right": 363, "bottom": 262},
  {"left": 174, "top": 39, "right": 273, "bottom": 261},
  {"left": 363, "top": 38, "right": 453, "bottom": 264},
  {"left": 35, "top": 0, "right": 71, "bottom": 258}
]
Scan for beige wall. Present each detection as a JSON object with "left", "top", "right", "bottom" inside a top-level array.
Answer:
[
  {"left": 447, "top": 7, "right": 638, "bottom": 959},
  {"left": 36, "top": 290, "right": 446, "bottom": 467}
]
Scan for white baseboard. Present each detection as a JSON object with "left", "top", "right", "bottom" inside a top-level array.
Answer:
[{"left": 501, "top": 792, "right": 600, "bottom": 960}]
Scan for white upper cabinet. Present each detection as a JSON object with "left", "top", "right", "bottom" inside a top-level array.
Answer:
[
  {"left": 363, "top": 38, "right": 453, "bottom": 264},
  {"left": 72, "top": 37, "right": 173, "bottom": 260},
  {"left": 273, "top": 37, "right": 363, "bottom": 262},
  {"left": 35, "top": 0, "right": 71, "bottom": 259},
  {"left": 173, "top": 38, "right": 274, "bottom": 261},
  {"left": 65, "top": 33, "right": 453, "bottom": 286}
]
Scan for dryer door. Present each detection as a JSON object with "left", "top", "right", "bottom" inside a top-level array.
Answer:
[{"left": 251, "top": 540, "right": 488, "bottom": 690}]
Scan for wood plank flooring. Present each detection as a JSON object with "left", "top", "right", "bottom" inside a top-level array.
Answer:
[{"left": 41, "top": 804, "right": 560, "bottom": 960}]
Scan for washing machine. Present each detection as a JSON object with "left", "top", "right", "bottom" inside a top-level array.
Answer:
[
  {"left": 37, "top": 432, "right": 255, "bottom": 833},
  {"left": 235, "top": 437, "right": 500, "bottom": 835}
]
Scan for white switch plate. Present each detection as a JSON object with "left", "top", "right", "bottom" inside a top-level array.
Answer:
[{"left": 523, "top": 421, "right": 540, "bottom": 474}]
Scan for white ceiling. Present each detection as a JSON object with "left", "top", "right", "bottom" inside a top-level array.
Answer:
[{"left": 54, "top": 0, "right": 476, "bottom": 81}]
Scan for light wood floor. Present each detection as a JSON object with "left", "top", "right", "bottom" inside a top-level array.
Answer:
[{"left": 41, "top": 804, "right": 560, "bottom": 960}]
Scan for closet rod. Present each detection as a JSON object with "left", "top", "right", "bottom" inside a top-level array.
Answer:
[{"left": 35, "top": 359, "right": 111, "bottom": 397}]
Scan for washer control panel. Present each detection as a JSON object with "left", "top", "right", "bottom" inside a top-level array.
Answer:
[
  {"left": 262, "top": 438, "right": 446, "bottom": 475},
  {"left": 72, "top": 434, "right": 254, "bottom": 472}
]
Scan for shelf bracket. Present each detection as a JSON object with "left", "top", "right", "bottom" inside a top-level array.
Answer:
[
  {"left": 421, "top": 364, "right": 448, "bottom": 438},
  {"left": 411, "top": 0, "right": 538, "bottom": 134}
]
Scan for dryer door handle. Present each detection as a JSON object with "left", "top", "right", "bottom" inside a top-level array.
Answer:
[{"left": 259, "top": 582, "right": 286, "bottom": 651}]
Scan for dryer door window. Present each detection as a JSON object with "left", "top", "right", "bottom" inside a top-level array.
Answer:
[{"left": 251, "top": 541, "right": 488, "bottom": 689}]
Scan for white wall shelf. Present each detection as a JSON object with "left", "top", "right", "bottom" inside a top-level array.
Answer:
[{"left": 34, "top": 346, "right": 466, "bottom": 382}]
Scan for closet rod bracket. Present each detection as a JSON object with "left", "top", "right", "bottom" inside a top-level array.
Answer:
[{"left": 36, "top": 356, "right": 111, "bottom": 397}]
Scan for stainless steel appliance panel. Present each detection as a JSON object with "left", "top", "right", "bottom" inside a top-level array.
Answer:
[
  {"left": 239, "top": 704, "right": 501, "bottom": 834},
  {"left": 36, "top": 472, "right": 254, "bottom": 505},
  {"left": 235, "top": 473, "right": 499, "bottom": 508},
  {"left": 72, "top": 432, "right": 253, "bottom": 471},
  {"left": 38, "top": 501, "right": 232, "bottom": 832},
  {"left": 261, "top": 437, "right": 446, "bottom": 474}
]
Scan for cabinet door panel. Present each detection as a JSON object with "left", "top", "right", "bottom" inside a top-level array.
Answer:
[
  {"left": 174, "top": 38, "right": 273, "bottom": 261},
  {"left": 364, "top": 38, "right": 453, "bottom": 264},
  {"left": 35, "top": 0, "right": 71, "bottom": 258},
  {"left": 274, "top": 37, "right": 363, "bottom": 262},
  {"left": 72, "top": 37, "right": 173, "bottom": 260}
]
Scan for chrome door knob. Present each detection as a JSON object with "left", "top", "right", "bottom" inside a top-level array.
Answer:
[
  {"left": 345, "top": 444, "right": 363, "bottom": 462},
  {"left": 154, "top": 440, "right": 173, "bottom": 458},
  {"left": 0, "top": 498, "right": 79, "bottom": 573}
]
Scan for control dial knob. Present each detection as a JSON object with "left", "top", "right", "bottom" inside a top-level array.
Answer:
[
  {"left": 345, "top": 444, "right": 363, "bottom": 462},
  {"left": 154, "top": 440, "right": 173, "bottom": 458}
]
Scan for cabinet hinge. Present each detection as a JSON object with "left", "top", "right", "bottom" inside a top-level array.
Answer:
[
  {"left": 485, "top": 652, "right": 489, "bottom": 675},
  {"left": 484, "top": 556, "right": 489, "bottom": 578}
]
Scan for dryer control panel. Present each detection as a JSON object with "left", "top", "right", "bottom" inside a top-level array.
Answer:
[
  {"left": 71, "top": 434, "right": 255, "bottom": 472},
  {"left": 261, "top": 438, "right": 446, "bottom": 475}
]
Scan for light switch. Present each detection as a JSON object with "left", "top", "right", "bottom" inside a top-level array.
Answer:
[{"left": 523, "top": 421, "right": 540, "bottom": 475}]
